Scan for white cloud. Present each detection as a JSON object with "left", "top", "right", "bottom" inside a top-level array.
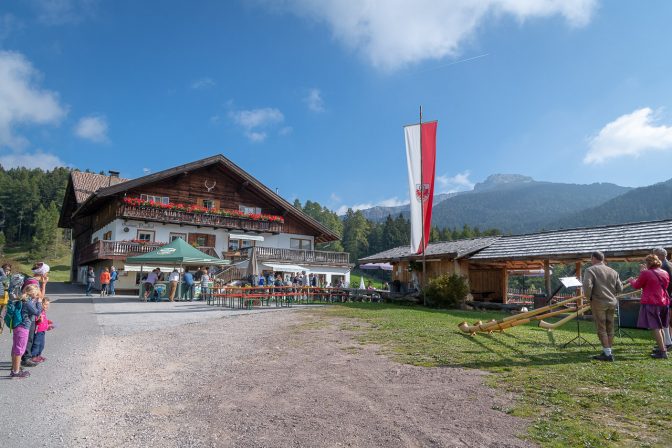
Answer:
[
  {"left": 247, "top": 131, "right": 267, "bottom": 143},
  {"left": 190, "top": 77, "right": 215, "bottom": 90},
  {"left": 377, "top": 197, "right": 409, "bottom": 207},
  {"left": 304, "top": 88, "right": 325, "bottom": 112},
  {"left": 229, "top": 107, "right": 285, "bottom": 142},
  {"left": 336, "top": 196, "right": 410, "bottom": 215},
  {"left": 0, "top": 51, "right": 67, "bottom": 150},
  {"left": 437, "top": 170, "right": 474, "bottom": 192},
  {"left": 329, "top": 192, "right": 341, "bottom": 202},
  {"left": 74, "top": 115, "right": 108, "bottom": 143},
  {"left": 0, "top": 149, "right": 67, "bottom": 170},
  {"left": 584, "top": 108, "right": 672, "bottom": 164},
  {"left": 279, "top": 126, "right": 293, "bottom": 136},
  {"left": 31, "top": 0, "right": 99, "bottom": 25},
  {"left": 278, "top": 0, "right": 596, "bottom": 70}
]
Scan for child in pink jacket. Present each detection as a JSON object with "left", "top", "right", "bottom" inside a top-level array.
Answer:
[{"left": 30, "top": 297, "right": 53, "bottom": 363}]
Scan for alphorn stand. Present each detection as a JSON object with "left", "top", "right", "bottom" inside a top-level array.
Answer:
[{"left": 558, "top": 276, "right": 596, "bottom": 349}]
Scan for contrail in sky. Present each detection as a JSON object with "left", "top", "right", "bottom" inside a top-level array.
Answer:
[{"left": 410, "top": 53, "right": 490, "bottom": 75}]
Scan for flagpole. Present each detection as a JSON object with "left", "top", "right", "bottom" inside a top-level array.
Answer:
[{"left": 420, "top": 105, "right": 426, "bottom": 307}]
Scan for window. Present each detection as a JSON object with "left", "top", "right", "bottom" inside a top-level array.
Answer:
[
  {"left": 169, "top": 232, "right": 187, "bottom": 242},
  {"left": 239, "top": 205, "right": 261, "bottom": 215},
  {"left": 140, "top": 194, "right": 169, "bottom": 204},
  {"left": 202, "top": 199, "right": 215, "bottom": 210},
  {"left": 228, "top": 239, "right": 255, "bottom": 251},
  {"left": 290, "top": 238, "right": 311, "bottom": 250},
  {"left": 103, "top": 231, "right": 112, "bottom": 241},
  {"left": 137, "top": 230, "right": 155, "bottom": 242},
  {"left": 195, "top": 236, "right": 207, "bottom": 247}
]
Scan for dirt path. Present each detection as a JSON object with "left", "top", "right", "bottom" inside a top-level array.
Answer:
[{"left": 74, "top": 310, "right": 533, "bottom": 447}]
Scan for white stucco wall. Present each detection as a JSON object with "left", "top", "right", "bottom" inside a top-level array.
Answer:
[{"left": 92, "top": 219, "right": 316, "bottom": 257}]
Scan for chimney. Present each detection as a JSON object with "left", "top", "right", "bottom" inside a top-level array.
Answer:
[{"left": 108, "top": 170, "right": 120, "bottom": 186}]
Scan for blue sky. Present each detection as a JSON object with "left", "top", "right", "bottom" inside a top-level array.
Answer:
[{"left": 1, "top": 0, "right": 672, "bottom": 214}]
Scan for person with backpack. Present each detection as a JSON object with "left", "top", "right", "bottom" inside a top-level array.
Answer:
[
  {"left": 7, "top": 283, "right": 43, "bottom": 378},
  {"left": 109, "top": 266, "right": 118, "bottom": 296},
  {"left": 85, "top": 266, "right": 95, "bottom": 296},
  {"left": 0, "top": 263, "right": 10, "bottom": 335}
]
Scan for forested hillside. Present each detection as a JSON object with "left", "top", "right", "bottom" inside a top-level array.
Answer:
[
  {"left": 354, "top": 175, "right": 631, "bottom": 234},
  {"left": 549, "top": 178, "right": 672, "bottom": 229},
  {"left": 0, "top": 166, "right": 71, "bottom": 258}
]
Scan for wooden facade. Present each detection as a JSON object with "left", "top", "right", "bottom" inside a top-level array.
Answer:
[{"left": 60, "top": 155, "right": 347, "bottom": 284}]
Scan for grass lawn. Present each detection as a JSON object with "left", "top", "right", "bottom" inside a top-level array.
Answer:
[
  {"left": 2, "top": 244, "right": 72, "bottom": 282},
  {"left": 323, "top": 303, "right": 672, "bottom": 447}
]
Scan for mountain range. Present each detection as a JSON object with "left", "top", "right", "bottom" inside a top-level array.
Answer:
[{"left": 353, "top": 174, "right": 672, "bottom": 234}]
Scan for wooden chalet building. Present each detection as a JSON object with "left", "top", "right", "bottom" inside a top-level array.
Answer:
[
  {"left": 360, "top": 219, "right": 672, "bottom": 303},
  {"left": 59, "top": 155, "right": 351, "bottom": 291}
]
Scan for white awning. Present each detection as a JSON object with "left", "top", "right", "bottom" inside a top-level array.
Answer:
[
  {"left": 230, "top": 233, "right": 265, "bottom": 242},
  {"left": 122, "top": 265, "right": 184, "bottom": 273},
  {"left": 303, "top": 267, "right": 350, "bottom": 275},
  {"left": 261, "top": 263, "right": 307, "bottom": 272}
]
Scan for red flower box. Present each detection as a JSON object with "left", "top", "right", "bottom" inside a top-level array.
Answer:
[{"left": 122, "top": 197, "right": 285, "bottom": 224}]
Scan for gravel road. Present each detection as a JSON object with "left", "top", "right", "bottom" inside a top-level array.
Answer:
[{"left": 1, "top": 283, "right": 533, "bottom": 447}]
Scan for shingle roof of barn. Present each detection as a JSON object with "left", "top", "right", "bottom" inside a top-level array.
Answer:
[
  {"left": 470, "top": 219, "right": 672, "bottom": 261},
  {"left": 359, "top": 237, "right": 500, "bottom": 263}
]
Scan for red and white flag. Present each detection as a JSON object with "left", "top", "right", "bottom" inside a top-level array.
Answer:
[{"left": 404, "top": 121, "right": 437, "bottom": 254}]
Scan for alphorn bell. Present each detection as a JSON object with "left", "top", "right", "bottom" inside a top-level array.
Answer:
[{"left": 458, "top": 295, "right": 585, "bottom": 335}]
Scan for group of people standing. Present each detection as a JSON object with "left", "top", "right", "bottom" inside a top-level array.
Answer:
[
  {"left": 1, "top": 262, "right": 54, "bottom": 379},
  {"left": 85, "top": 265, "right": 118, "bottom": 297},
  {"left": 583, "top": 248, "right": 671, "bottom": 361},
  {"left": 144, "top": 266, "right": 211, "bottom": 302}
]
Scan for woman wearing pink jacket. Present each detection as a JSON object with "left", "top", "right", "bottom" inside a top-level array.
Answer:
[{"left": 628, "top": 254, "right": 671, "bottom": 359}]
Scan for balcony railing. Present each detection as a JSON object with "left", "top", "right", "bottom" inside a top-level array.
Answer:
[
  {"left": 251, "top": 246, "right": 350, "bottom": 266},
  {"left": 118, "top": 204, "right": 284, "bottom": 233},
  {"left": 76, "top": 240, "right": 217, "bottom": 264}
]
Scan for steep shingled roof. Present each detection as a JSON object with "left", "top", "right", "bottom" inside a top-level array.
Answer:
[
  {"left": 359, "top": 237, "right": 500, "bottom": 263},
  {"left": 65, "top": 154, "right": 339, "bottom": 242},
  {"left": 70, "top": 171, "right": 129, "bottom": 204},
  {"left": 470, "top": 219, "right": 672, "bottom": 261}
]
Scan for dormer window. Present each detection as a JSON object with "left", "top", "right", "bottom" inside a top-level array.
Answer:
[
  {"left": 239, "top": 205, "right": 261, "bottom": 215},
  {"left": 140, "top": 194, "right": 169, "bottom": 204}
]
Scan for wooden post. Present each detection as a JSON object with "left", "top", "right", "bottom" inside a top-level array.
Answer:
[
  {"left": 501, "top": 267, "right": 508, "bottom": 304},
  {"left": 575, "top": 261, "right": 583, "bottom": 307},
  {"left": 544, "top": 260, "right": 551, "bottom": 299}
]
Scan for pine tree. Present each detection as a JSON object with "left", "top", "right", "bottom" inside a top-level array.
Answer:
[{"left": 31, "top": 202, "right": 60, "bottom": 258}]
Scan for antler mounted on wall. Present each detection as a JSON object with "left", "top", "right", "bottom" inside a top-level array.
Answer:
[{"left": 204, "top": 180, "right": 217, "bottom": 192}]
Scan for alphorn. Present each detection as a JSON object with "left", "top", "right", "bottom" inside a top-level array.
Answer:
[
  {"left": 538, "top": 305, "right": 591, "bottom": 330},
  {"left": 458, "top": 295, "right": 585, "bottom": 335}
]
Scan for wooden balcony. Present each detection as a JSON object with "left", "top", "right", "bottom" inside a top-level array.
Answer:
[
  {"left": 118, "top": 204, "right": 283, "bottom": 233},
  {"left": 76, "top": 240, "right": 217, "bottom": 265},
  {"left": 251, "top": 246, "right": 350, "bottom": 266}
]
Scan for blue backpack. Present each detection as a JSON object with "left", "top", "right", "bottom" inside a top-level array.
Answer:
[{"left": 4, "top": 300, "right": 23, "bottom": 330}]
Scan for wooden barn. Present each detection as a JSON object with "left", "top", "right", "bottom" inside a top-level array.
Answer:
[{"left": 360, "top": 219, "right": 672, "bottom": 303}]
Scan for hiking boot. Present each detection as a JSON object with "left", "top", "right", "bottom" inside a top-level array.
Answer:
[
  {"left": 652, "top": 344, "right": 672, "bottom": 352},
  {"left": 592, "top": 353, "right": 614, "bottom": 362},
  {"left": 10, "top": 370, "right": 30, "bottom": 379},
  {"left": 21, "top": 358, "right": 37, "bottom": 367},
  {"left": 651, "top": 351, "right": 669, "bottom": 359}
]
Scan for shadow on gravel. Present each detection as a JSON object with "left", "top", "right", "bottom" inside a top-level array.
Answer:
[
  {"left": 51, "top": 298, "right": 93, "bottom": 304},
  {"left": 95, "top": 309, "right": 226, "bottom": 315},
  {"left": 0, "top": 361, "right": 11, "bottom": 371}
]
